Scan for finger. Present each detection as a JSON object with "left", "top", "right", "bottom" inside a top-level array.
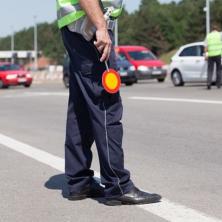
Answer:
[
  {"left": 100, "top": 45, "right": 109, "bottom": 62},
  {"left": 97, "top": 45, "right": 105, "bottom": 53},
  {"left": 94, "top": 40, "right": 105, "bottom": 53},
  {"left": 106, "top": 45, "right": 111, "bottom": 62},
  {"left": 94, "top": 40, "right": 104, "bottom": 48}
]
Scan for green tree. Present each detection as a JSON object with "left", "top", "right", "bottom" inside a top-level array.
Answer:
[{"left": 2, "top": 0, "right": 222, "bottom": 63}]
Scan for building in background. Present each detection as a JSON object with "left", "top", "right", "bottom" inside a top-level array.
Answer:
[
  {"left": 0, "top": 51, "right": 35, "bottom": 64},
  {"left": 0, "top": 50, "right": 52, "bottom": 70}
]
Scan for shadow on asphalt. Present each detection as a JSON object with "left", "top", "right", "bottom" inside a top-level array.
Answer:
[
  {"left": 44, "top": 174, "right": 108, "bottom": 205},
  {"left": 45, "top": 174, "right": 69, "bottom": 198}
]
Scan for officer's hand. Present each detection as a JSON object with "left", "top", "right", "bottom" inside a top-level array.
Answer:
[{"left": 94, "top": 28, "right": 112, "bottom": 62}]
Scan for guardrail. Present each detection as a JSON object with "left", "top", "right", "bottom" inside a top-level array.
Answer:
[{"left": 31, "top": 71, "right": 63, "bottom": 82}]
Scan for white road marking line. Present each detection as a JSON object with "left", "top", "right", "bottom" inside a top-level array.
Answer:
[
  {"left": 139, "top": 200, "right": 222, "bottom": 222},
  {"left": 3, "top": 92, "right": 68, "bottom": 98},
  {"left": 0, "top": 133, "right": 64, "bottom": 172},
  {"left": 0, "top": 133, "right": 221, "bottom": 222},
  {"left": 129, "top": 96, "right": 222, "bottom": 105}
]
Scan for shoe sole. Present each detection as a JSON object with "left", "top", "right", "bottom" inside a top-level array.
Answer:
[
  {"left": 68, "top": 192, "right": 103, "bottom": 201},
  {"left": 105, "top": 198, "right": 161, "bottom": 206},
  {"left": 68, "top": 194, "right": 90, "bottom": 201}
]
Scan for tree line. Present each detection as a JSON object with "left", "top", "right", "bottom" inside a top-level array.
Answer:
[{"left": 1, "top": 0, "right": 222, "bottom": 64}]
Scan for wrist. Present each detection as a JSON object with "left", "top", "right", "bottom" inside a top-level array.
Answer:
[{"left": 95, "top": 21, "right": 107, "bottom": 31}]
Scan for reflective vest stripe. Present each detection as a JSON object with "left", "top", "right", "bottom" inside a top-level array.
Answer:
[
  {"left": 58, "top": 10, "right": 85, "bottom": 29},
  {"left": 57, "top": 0, "right": 79, "bottom": 10},
  {"left": 57, "top": 0, "right": 123, "bottom": 29},
  {"left": 57, "top": 0, "right": 86, "bottom": 29},
  {"left": 57, "top": 3, "right": 82, "bottom": 20},
  {"left": 110, "top": 8, "right": 122, "bottom": 18},
  {"left": 102, "top": 0, "right": 123, "bottom": 18}
]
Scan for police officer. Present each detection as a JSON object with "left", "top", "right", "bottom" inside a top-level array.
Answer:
[
  {"left": 205, "top": 24, "right": 222, "bottom": 90},
  {"left": 57, "top": 0, "right": 161, "bottom": 205}
]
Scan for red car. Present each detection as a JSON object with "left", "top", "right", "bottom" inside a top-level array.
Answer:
[
  {"left": 0, "top": 63, "right": 32, "bottom": 88},
  {"left": 116, "top": 46, "right": 167, "bottom": 82}
]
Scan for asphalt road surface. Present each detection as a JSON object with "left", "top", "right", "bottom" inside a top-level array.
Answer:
[{"left": 0, "top": 80, "right": 222, "bottom": 222}]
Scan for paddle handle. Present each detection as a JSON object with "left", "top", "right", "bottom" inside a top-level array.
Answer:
[{"left": 105, "top": 61, "right": 109, "bottom": 71}]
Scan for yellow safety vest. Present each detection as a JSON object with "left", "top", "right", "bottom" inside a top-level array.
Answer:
[
  {"left": 57, "top": 0, "right": 123, "bottom": 29},
  {"left": 207, "top": 31, "right": 222, "bottom": 57},
  {"left": 57, "top": 0, "right": 85, "bottom": 29}
]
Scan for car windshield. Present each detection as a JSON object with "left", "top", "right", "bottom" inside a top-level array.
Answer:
[
  {"left": 128, "top": 51, "right": 156, "bottom": 61},
  {"left": 0, "top": 64, "right": 20, "bottom": 71}
]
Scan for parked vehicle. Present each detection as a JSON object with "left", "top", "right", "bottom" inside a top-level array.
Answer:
[
  {"left": 62, "top": 54, "right": 137, "bottom": 88},
  {"left": 116, "top": 54, "right": 137, "bottom": 86},
  {"left": 116, "top": 46, "right": 167, "bottom": 82},
  {"left": 0, "top": 63, "right": 32, "bottom": 88},
  {"left": 169, "top": 42, "right": 210, "bottom": 86}
]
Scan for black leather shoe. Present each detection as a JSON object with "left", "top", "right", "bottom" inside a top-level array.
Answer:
[
  {"left": 68, "top": 179, "right": 104, "bottom": 201},
  {"left": 68, "top": 187, "right": 91, "bottom": 201},
  {"left": 207, "top": 85, "right": 211, "bottom": 90},
  {"left": 105, "top": 187, "right": 161, "bottom": 206}
]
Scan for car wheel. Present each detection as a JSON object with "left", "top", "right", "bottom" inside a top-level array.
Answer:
[
  {"left": 0, "top": 80, "right": 8, "bottom": 89},
  {"left": 171, "top": 70, "right": 184, "bottom": 86},
  {"left": 157, "top": 78, "right": 165, "bottom": 83},
  {"left": 0, "top": 80, "right": 3, "bottom": 89},
  {"left": 125, "top": 82, "right": 133, "bottom": 86},
  {"left": 63, "top": 76, "right": 69, "bottom": 88},
  {"left": 24, "top": 84, "right": 31, "bottom": 88}
]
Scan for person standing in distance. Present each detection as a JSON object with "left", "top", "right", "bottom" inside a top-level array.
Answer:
[
  {"left": 57, "top": 0, "right": 161, "bottom": 205},
  {"left": 205, "top": 24, "right": 222, "bottom": 90}
]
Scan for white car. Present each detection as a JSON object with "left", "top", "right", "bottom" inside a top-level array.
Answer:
[{"left": 169, "top": 42, "right": 212, "bottom": 86}]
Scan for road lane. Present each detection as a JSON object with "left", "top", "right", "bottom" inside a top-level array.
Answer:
[
  {"left": 1, "top": 82, "right": 222, "bottom": 221},
  {"left": 1, "top": 133, "right": 222, "bottom": 222},
  {"left": 1, "top": 145, "right": 161, "bottom": 222}
]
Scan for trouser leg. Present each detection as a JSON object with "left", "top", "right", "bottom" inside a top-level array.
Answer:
[
  {"left": 207, "top": 57, "right": 214, "bottom": 87},
  {"left": 96, "top": 93, "right": 134, "bottom": 198},
  {"left": 215, "top": 56, "right": 222, "bottom": 88},
  {"left": 74, "top": 67, "right": 134, "bottom": 199},
  {"left": 64, "top": 56, "right": 95, "bottom": 193},
  {"left": 61, "top": 27, "right": 134, "bottom": 198}
]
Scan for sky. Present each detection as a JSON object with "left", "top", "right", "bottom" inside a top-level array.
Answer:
[{"left": 0, "top": 0, "right": 179, "bottom": 37}]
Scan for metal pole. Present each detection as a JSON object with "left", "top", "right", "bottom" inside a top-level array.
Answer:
[
  {"left": 115, "top": 20, "right": 118, "bottom": 47},
  {"left": 11, "top": 27, "right": 14, "bottom": 64},
  {"left": 206, "top": 0, "right": 210, "bottom": 34},
  {"left": 34, "top": 16, "right": 38, "bottom": 70}
]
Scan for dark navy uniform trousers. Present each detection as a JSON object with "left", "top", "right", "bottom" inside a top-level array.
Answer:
[{"left": 61, "top": 27, "right": 134, "bottom": 198}]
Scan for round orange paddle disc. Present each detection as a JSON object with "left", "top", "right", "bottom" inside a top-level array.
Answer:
[{"left": 102, "top": 69, "right": 121, "bottom": 94}]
